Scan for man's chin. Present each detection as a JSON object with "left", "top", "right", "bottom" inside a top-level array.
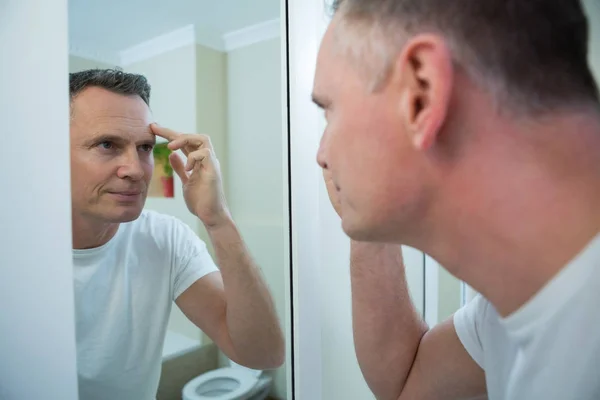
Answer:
[
  {"left": 342, "top": 217, "right": 395, "bottom": 243},
  {"left": 342, "top": 218, "right": 372, "bottom": 241},
  {"left": 107, "top": 196, "right": 147, "bottom": 222},
  {"left": 105, "top": 206, "right": 144, "bottom": 223}
]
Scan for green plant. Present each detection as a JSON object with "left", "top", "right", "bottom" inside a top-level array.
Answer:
[{"left": 153, "top": 143, "right": 173, "bottom": 177}]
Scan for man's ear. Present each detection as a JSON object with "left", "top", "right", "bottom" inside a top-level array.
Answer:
[{"left": 393, "top": 34, "right": 453, "bottom": 151}]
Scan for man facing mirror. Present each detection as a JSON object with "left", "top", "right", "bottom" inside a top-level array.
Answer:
[
  {"left": 69, "top": 69, "right": 284, "bottom": 400},
  {"left": 314, "top": 0, "right": 600, "bottom": 399}
]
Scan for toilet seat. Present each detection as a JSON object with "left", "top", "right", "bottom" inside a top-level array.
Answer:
[{"left": 182, "top": 367, "right": 259, "bottom": 400}]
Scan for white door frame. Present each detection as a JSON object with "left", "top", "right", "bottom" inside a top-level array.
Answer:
[
  {"left": 0, "top": 0, "right": 79, "bottom": 399},
  {"left": 287, "top": 0, "right": 328, "bottom": 398}
]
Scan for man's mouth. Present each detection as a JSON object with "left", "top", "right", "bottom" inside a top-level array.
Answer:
[
  {"left": 110, "top": 190, "right": 142, "bottom": 196},
  {"left": 107, "top": 190, "right": 144, "bottom": 202}
]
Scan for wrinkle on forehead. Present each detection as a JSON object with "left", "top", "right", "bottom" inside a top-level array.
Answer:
[
  {"left": 70, "top": 87, "right": 154, "bottom": 140},
  {"left": 71, "top": 86, "right": 151, "bottom": 119},
  {"left": 82, "top": 115, "right": 155, "bottom": 144}
]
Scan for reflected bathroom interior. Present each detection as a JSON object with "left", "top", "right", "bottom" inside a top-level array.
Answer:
[{"left": 68, "top": 0, "right": 288, "bottom": 399}]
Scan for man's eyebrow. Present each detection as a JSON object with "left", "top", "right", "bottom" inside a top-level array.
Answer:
[
  {"left": 84, "top": 133, "right": 124, "bottom": 146},
  {"left": 84, "top": 133, "right": 156, "bottom": 146}
]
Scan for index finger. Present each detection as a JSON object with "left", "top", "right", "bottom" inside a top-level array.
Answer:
[{"left": 150, "top": 123, "right": 181, "bottom": 142}]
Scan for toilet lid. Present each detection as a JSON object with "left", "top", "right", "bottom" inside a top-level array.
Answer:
[
  {"left": 183, "top": 367, "right": 259, "bottom": 400},
  {"left": 229, "top": 360, "right": 263, "bottom": 378}
]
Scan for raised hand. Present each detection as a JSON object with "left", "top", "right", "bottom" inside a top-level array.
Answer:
[{"left": 151, "top": 123, "right": 231, "bottom": 228}]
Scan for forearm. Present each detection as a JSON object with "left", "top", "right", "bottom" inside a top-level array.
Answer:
[
  {"left": 351, "top": 241, "right": 428, "bottom": 400},
  {"left": 207, "top": 219, "right": 285, "bottom": 369}
]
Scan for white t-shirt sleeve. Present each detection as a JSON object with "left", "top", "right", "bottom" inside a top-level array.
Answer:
[
  {"left": 171, "top": 220, "right": 220, "bottom": 300},
  {"left": 453, "top": 294, "right": 488, "bottom": 369}
]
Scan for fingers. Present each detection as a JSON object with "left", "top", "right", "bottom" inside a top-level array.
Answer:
[
  {"left": 171, "top": 136, "right": 214, "bottom": 158},
  {"left": 167, "top": 135, "right": 207, "bottom": 154},
  {"left": 169, "top": 152, "right": 189, "bottom": 185},
  {"left": 185, "top": 148, "right": 215, "bottom": 173},
  {"left": 150, "top": 123, "right": 181, "bottom": 141}
]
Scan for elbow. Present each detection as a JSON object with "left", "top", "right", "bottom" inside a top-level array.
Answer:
[
  {"left": 360, "top": 327, "right": 428, "bottom": 400},
  {"left": 235, "top": 350, "right": 285, "bottom": 370},
  {"left": 262, "top": 347, "right": 285, "bottom": 370},
  {"left": 261, "top": 325, "right": 286, "bottom": 369},
  {"left": 258, "top": 332, "right": 286, "bottom": 369},
  {"left": 234, "top": 332, "right": 286, "bottom": 370}
]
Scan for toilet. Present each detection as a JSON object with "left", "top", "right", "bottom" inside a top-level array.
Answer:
[{"left": 182, "top": 360, "right": 272, "bottom": 400}]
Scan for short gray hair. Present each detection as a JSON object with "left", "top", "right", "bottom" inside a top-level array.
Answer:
[
  {"left": 331, "top": 0, "right": 599, "bottom": 115},
  {"left": 69, "top": 68, "right": 151, "bottom": 106}
]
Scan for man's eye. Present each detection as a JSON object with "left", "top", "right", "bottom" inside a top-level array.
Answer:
[
  {"left": 140, "top": 144, "right": 154, "bottom": 152},
  {"left": 98, "top": 141, "right": 113, "bottom": 150}
]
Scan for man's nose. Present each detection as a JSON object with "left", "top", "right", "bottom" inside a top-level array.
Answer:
[{"left": 117, "top": 150, "right": 145, "bottom": 181}]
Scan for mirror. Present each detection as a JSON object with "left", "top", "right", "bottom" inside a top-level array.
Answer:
[{"left": 68, "top": 1, "right": 289, "bottom": 399}]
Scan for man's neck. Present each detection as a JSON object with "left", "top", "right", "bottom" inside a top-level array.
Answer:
[
  {"left": 72, "top": 213, "right": 120, "bottom": 250},
  {"left": 420, "top": 112, "right": 600, "bottom": 317}
]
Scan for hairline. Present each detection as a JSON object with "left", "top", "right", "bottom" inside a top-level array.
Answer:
[
  {"left": 69, "top": 85, "right": 152, "bottom": 119},
  {"left": 330, "top": 8, "right": 597, "bottom": 118}
]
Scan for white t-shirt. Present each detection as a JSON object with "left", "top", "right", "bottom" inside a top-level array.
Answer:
[
  {"left": 73, "top": 210, "right": 219, "bottom": 400},
  {"left": 454, "top": 233, "right": 600, "bottom": 400}
]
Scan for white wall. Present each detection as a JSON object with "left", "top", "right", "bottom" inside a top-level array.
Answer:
[
  {"left": 69, "top": 55, "right": 116, "bottom": 72},
  {"left": 436, "top": 264, "right": 463, "bottom": 322},
  {"left": 226, "top": 37, "right": 289, "bottom": 399},
  {"left": 196, "top": 44, "right": 228, "bottom": 195},
  {"left": 227, "top": 38, "right": 284, "bottom": 222},
  {"left": 584, "top": 0, "right": 600, "bottom": 83},
  {"left": 0, "top": 0, "right": 79, "bottom": 399}
]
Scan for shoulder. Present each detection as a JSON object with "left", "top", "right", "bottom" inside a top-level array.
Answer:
[
  {"left": 455, "top": 294, "right": 494, "bottom": 333},
  {"left": 453, "top": 294, "right": 497, "bottom": 367}
]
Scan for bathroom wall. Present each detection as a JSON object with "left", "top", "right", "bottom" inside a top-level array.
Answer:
[
  {"left": 69, "top": 55, "right": 116, "bottom": 72},
  {"left": 584, "top": 0, "right": 600, "bottom": 83},
  {"left": 226, "top": 38, "right": 284, "bottom": 222},
  {"left": 195, "top": 44, "right": 228, "bottom": 198},
  {"left": 436, "top": 266, "right": 463, "bottom": 322},
  {"left": 223, "top": 37, "right": 288, "bottom": 399}
]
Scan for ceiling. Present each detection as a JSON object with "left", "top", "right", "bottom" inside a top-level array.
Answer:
[{"left": 68, "top": 0, "right": 279, "bottom": 55}]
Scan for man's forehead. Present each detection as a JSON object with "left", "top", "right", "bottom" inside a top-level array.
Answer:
[
  {"left": 70, "top": 89, "right": 154, "bottom": 140},
  {"left": 72, "top": 87, "right": 150, "bottom": 117},
  {"left": 314, "top": 22, "right": 339, "bottom": 91}
]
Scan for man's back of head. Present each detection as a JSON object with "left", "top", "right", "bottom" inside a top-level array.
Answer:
[{"left": 331, "top": 0, "right": 599, "bottom": 116}]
